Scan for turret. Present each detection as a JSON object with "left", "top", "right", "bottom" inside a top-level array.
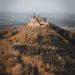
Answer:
[
  {"left": 34, "top": 13, "right": 36, "bottom": 18},
  {"left": 44, "top": 18, "right": 47, "bottom": 22}
]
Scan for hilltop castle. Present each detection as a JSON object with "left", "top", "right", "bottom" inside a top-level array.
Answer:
[
  {"left": 9, "top": 14, "right": 49, "bottom": 45},
  {"left": 27, "top": 14, "right": 49, "bottom": 27}
]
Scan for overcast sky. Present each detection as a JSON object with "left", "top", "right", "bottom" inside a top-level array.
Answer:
[{"left": 0, "top": 0, "right": 75, "bottom": 13}]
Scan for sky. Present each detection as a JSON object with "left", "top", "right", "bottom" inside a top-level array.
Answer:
[{"left": 0, "top": 0, "right": 75, "bottom": 13}]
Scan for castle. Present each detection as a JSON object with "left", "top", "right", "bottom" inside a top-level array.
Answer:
[{"left": 27, "top": 14, "right": 49, "bottom": 27}]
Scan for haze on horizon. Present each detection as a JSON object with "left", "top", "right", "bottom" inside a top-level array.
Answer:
[{"left": 0, "top": 0, "right": 75, "bottom": 14}]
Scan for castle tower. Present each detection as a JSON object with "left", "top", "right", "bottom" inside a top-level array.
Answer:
[{"left": 34, "top": 13, "right": 36, "bottom": 18}]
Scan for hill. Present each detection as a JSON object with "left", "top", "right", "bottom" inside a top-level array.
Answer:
[{"left": 0, "top": 16, "right": 75, "bottom": 75}]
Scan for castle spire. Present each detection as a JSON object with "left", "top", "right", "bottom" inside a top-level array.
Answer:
[{"left": 34, "top": 13, "right": 36, "bottom": 18}]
